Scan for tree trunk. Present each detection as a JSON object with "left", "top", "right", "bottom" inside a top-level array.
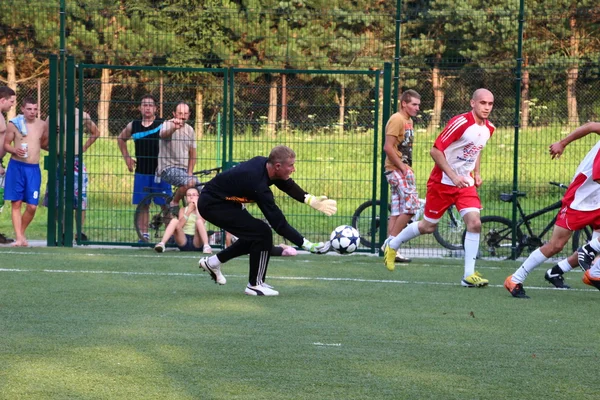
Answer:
[
  {"left": 429, "top": 64, "right": 444, "bottom": 131},
  {"left": 98, "top": 68, "right": 113, "bottom": 137},
  {"left": 566, "top": 15, "right": 579, "bottom": 126},
  {"left": 195, "top": 88, "right": 204, "bottom": 138},
  {"left": 267, "top": 75, "right": 277, "bottom": 137},
  {"left": 6, "top": 44, "right": 17, "bottom": 119},
  {"left": 520, "top": 68, "right": 530, "bottom": 129},
  {"left": 338, "top": 83, "right": 345, "bottom": 135}
]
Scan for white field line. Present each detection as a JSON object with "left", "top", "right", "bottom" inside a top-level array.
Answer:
[
  {"left": 0, "top": 267, "right": 595, "bottom": 292},
  {"left": 0, "top": 250, "right": 506, "bottom": 269}
]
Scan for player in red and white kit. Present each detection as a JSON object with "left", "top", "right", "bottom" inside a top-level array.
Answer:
[
  {"left": 505, "top": 121, "right": 600, "bottom": 298},
  {"left": 383, "top": 88, "right": 495, "bottom": 287}
]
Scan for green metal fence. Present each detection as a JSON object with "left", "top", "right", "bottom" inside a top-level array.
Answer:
[{"left": 46, "top": 60, "right": 387, "bottom": 249}]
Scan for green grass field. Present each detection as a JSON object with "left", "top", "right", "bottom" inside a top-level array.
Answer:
[{"left": 1, "top": 247, "right": 599, "bottom": 399}]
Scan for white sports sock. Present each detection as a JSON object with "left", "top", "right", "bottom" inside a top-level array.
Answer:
[
  {"left": 208, "top": 255, "right": 221, "bottom": 267},
  {"left": 512, "top": 248, "right": 548, "bottom": 284},
  {"left": 463, "top": 231, "right": 479, "bottom": 278},
  {"left": 389, "top": 222, "right": 421, "bottom": 250},
  {"left": 590, "top": 259, "right": 600, "bottom": 278},
  {"left": 558, "top": 258, "right": 572, "bottom": 274},
  {"left": 588, "top": 238, "right": 600, "bottom": 252}
]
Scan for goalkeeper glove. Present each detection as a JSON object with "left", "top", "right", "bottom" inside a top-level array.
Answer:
[
  {"left": 304, "top": 194, "right": 337, "bottom": 216},
  {"left": 302, "top": 238, "right": 331, "bottom": 254}
]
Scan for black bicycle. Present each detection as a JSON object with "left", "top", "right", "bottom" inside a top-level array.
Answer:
[
  {"left": 351, "top": 198, "right": 464, "bottom": 250},
  {"left": 470, "top": 181, "right": 593, "bottom": 260},
  {"left": 134, "top": 167, "right": 221, "bottom": 243}
]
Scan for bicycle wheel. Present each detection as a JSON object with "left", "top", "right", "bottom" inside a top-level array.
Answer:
[
  {"left": 463, "top": 216, "right": 522, "bottom": 260},
  {"left": 433, "top": 205, "right": 464, "bottom": 250},
  {"left": 572, "top": 226, "right": 593, "bottom": 252},
  {"left": 134, "top": 193, "right": 173, "bottom": 243},
  {"left": 351, "top": 200, "right": 390, "bottom": 249}
]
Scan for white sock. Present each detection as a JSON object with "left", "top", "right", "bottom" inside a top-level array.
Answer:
[
  {"left": 590, "top": 260, "right": 600, "bottom": 278},
  {"left": 512, "top": 248, "right": 548, "bottom": 284},
  {"left": 389, "top": 222, "right": 421, "bottom": 250},
  {"left": 588, "top": 238, "right": 600, "bottom": 252},
  {"left": 208, "top": 255, "right": 221, "bottom": 267},
  {"left": 558, "top": 259, "right": 572, "bottom": 274},
  {"left": 463, "top": 231, "right": 479, "bottom": 278}
]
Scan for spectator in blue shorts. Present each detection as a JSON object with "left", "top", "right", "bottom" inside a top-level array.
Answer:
[
  {"left": 3, "top": 97, "right": 49, "bottom": 246},
  {"left": 117, "top": 95, "right": 178, "bottom": 242}
]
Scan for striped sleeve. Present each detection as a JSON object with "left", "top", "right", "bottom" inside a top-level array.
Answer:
[{"left": 433, "top": 114, "right": 468, "bottom": 151}]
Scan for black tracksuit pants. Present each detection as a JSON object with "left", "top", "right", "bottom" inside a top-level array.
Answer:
[{"left": 199, "top": 194, "right": 272, "bottom": 286}]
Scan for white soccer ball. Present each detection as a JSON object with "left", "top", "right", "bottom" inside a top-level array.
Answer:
[{"left": 329, "top": 225, "right": 360, "bottom": 254}]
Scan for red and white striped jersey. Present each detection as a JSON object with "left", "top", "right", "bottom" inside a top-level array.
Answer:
[
  {"left": 430, "top": 111, "right": 495, "bottom": 186},
  {"left": 564, "top": 139, "right": 600, "bottom": 211}
]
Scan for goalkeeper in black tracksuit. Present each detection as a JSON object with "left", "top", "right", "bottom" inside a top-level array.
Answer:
[{"left": 197, "top": 145, "right": 337, "bottom": 296}]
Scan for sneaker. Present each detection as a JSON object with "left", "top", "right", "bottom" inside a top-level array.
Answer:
[
  {"left": 504, "top": 276, "right": 530, "bottom": 298},
  {"left": 383, "top": 245, "right": 396, "bottom": 271},
  {"left": 395, "top": 251, "right": 412, "bottom": 263},
  {"left": 245, "top": 283, "right": 279, "bottom": 296},
  {"left": 461, "top": 271, "right": 489, "bottom": 287},
  {"left": 199, "top": 257, "right": 226, "bottom": 285},
  {"left": 544, "top": 269, "right": 570, "bottom": 289},
  {"left": 138, "top": 233, "right": 150, "bottom": 244},
  {"left": 577, "top": 244, "right": 597, "bottom": 271},
  {"left": 154, "top": 242, "right": 165, "bottom": 253},
  {"left": 203, "top": 244, "right": 213, "bottom": 254},
  {"left": 582, "top": 270, "right": 600, "bottom": 291}
]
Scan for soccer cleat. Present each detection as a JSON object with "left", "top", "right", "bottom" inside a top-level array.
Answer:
[
  {"left": 395, "top": 251, "right": 412, "bottom": 263},
  {"left": 383, "top": 245, "right": 396, "bottom": 271},
  {"left": 577, "top": 244, "right": 597, "bottom": 271},
  {"left": 544, "top": 269, "right": 570, "bottom": 289},
  {"left": 504, "top": 276, "right": 530, "bottom": 298},
  {"left": 461, "top": 271, "right": 489, "bottom": 287},
  {"left": 582, "top": 270, "right": 600, "bottom": 291},
  {"left": 380, "top": 237, "right": 391, "bottom": 253},
  {"left": 154, "top": 242, "right": 165, "bottom": 253},
  {"left": 245, "top": 283, "right": 279, "bottom": 296},
  {"left": 199, "top": 257, "right": 226, "bottom": 285}
]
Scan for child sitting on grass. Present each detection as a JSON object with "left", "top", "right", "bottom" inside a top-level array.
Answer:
[{"left": 154, "top": 186, "right": 212, "bottom": 254}]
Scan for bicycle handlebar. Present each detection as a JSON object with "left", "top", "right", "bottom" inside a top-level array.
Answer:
[
  {"left": 193, "top": 167, "right": 222, "bottom": 176},
  {"left": 549, "top": 181, "right": 568, "bottom": 190}
]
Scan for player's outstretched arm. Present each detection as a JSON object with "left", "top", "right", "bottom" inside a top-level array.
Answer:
[{"left": 550, "top": 121, "right": 600, "bottom": 159}]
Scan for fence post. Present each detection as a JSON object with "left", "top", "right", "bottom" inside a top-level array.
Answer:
[
  {"left": 46, "top": 55, "right": 58, "bottom": 247},
  {"left": 378, "top": 63, "right": 393, "bottom": 254},
  {"left": 510, "top": 0, "right": 526, "bottom": 260},
  {"left": 63, "top": 56, "right": 76, "bottom": 247}
]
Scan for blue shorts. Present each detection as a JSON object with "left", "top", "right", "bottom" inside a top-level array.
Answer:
[
  {"left": 177, "top": 234, "right": 202, "bottom": 252},
  {"left": 132, "top": 173, "right": 172, "bottom": 205},
  {"left": 4, "top": 159, "right": 42, "bottom": 205}
]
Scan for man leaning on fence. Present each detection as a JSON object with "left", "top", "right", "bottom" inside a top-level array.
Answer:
[
  {"left": 157, "top": 101, "right": 211, "bottom": 252},
  {"left": 117, "top": 94, "right": 172, "bottom": 242},
  {"left": 381, "top": 89, "right": 421, "bottom": 265},
  {"left": 0, "top": 86, "right": 16, "bottom": 244}
]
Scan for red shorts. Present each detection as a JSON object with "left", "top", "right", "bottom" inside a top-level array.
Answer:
[
  {"left": 424, "top": 180, "right": 481, "bottom": 222},
  {"left": 555, "top": 199, "right": 600, "bottom": 231}
]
